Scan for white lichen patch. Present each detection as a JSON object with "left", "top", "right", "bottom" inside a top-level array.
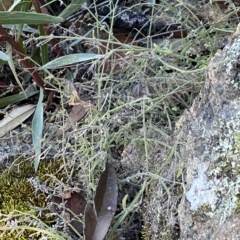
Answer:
[
  {"left": 186, "top": 114, "right": 240, "bottom": 221},
  {"left": 186, "top": 164, "right": 217, "bottom": 211},
  {"left": 182, "top": 27, "right": 240, "bottom": 216},
  {"left": 206, "top": 117, "right": 240, "bottom": 222},
  {"left": 225, "top": 35, "right": 240, "bottom": 89}
]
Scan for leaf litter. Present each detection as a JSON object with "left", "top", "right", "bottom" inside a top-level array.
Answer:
[{"left": 50, "top": 162, "right": 118, "bottom": 239}]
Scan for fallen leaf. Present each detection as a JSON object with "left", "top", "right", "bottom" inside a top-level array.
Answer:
[
  {"left": 50, "top": 189, "right": 87, "bottom": 236},
  {"left": 84, "top": 162, "right": 118, "bottom": 240},
  {"left": 0, "top": 104, "right": 35, "bottom": 137},
  {"left": 61, "top": 79, "right": 80, "bottom": 105},
  {"left": 98, "top": 34, "right": 137, "bottom": 73},
  {"left": 55, "top": 104, "right": 88, "bottom": 136},
  {"left": 68, "top": 89, "right": 81, "bottom": 106},
  {"left": 67, "top": 191, "right": 87, "bottom": 234},
  {"left": 84, "top": 203, "right": 97, "bottom": 239}
]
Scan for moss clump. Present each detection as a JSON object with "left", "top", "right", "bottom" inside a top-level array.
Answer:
[{"left": 0, "top": 156, "right": 66, "bottom": 239}]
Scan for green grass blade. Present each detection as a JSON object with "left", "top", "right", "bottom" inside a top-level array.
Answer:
[
  {"left": 0, "top": 12, "right": 63, "bottom": 24},
  {"left": 3, "top": 24, "right": 38, "bottom": 33},
  {"left": 6, "top": 42, "right": 26, "bottom": 95},
  {"left": 0, "top": 91, "right": 38, "bottom": 109},
  {"left": 16, "top": 0, "right": 32, "bottom": 39},
  {"left": 42, "top": 53, "right": 103, "bottom": 69},
  {"left": 38, "top": 24, "right": 48, "bottom": 66},
  {"left": 32, "top": 87, "right": 44, "bottom": 172}
]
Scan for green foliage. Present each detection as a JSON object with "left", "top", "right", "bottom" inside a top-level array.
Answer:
[
  {"left": 42, "top": 53, "right": 103, "bottom": 69},
  {"left": 32, "top": 88, "right": 44, "bottom": 171},
  {"left": 0, "top": 91, "right": 38, "bottom": 109}
]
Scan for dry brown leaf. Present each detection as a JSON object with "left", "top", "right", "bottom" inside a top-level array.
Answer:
[
  {"left": 55, "top": 104, "right": 88, "bottom": 136},
  {"left": 98, "top": 34, "right": 137, "bottom": 73},
  {"left": 50, "top": 189, "right": 87, "bottom": 236},
  {"left": 68, "top": 89, "right": 81, "bottom": 106},
  {"left": 84, "top": 203, "right": 98, "bottom": 239}
]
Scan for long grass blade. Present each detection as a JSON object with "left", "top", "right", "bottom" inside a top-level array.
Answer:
[{"left": 32, "top": 87, "right": 44, "bottom": 171}]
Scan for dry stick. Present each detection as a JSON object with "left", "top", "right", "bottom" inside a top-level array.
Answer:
[
  {"left": 0, "top": 25, "right": 46, "bottom": 90},
  {"left": 32, "top": 0, "right": 41, "bottom": 13}
]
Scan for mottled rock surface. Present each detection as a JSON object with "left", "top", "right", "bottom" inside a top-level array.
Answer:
[{"left": 143, "top": 23, "right": 240, "bottom": 239}]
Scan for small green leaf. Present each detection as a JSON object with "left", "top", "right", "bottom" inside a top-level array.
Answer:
[
  {"left": 32, "top": 88, "right": 44, "bottom": 172},
  {"left": 6, "top": 42, "right": 26, "bottom": 95},
  {"left": 0, "top": 91, "right": 38, "bottom": 109},
  {"left": 121, "top": 194, "right": 128, "bottom": 210},
  {"left": 59, "top": 0, "right": 86, "bottom": 19},
  {"left": 42, "top": 53, "right": 103, "bottom": 69},
  {"left": 0, "top": 11, "right": 63, "bottom": 24}
]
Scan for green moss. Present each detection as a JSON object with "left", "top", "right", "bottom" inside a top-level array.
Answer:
[{"left": 0, "top": 156, "right": 66, "bottom": 239}]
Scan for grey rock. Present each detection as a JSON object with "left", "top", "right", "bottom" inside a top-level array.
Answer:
[{"left": 143, "top": 23, "right": 240, "bottom": 239}]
